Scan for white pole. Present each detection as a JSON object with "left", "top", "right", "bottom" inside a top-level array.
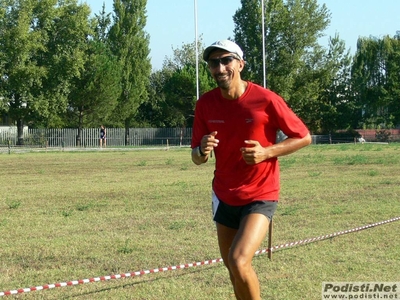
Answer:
[
  {"left": 261, "top": 0, "right": 266, "bottom": 88},
  {"left": 194, "top": 0, "right": 200, "bottom": 100}
]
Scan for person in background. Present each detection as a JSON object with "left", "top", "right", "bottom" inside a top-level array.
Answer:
[
  {"left": 358, "top": 134, "right": 366, "bottom": 144},
  {"left": 99, "top": 125, "right": 106, "bottom": 148},
  {"left": 191, "top": 40, "right": 312, "bottom": 300}
]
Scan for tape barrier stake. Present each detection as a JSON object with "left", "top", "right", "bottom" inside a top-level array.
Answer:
[
  {"left": 1, "top": 216, "right": 399, "bottom": 297},
  {"left": 268, "top": 217, "right": 273, "bottom": 260}
]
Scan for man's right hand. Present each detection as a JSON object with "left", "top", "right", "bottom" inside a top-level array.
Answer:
[
  {"left": 192, "top": 131, "right": 219, "bottom": 165},
  {"left": 200, "top": 131, "right": 219, "bottom": 156}
]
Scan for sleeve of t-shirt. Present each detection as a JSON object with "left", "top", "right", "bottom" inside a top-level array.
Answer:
[{"left": 268, "top": 94, "right": 309, "bottom": 139}]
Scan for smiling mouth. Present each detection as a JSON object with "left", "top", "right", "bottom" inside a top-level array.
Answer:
[{"left": 216, "top": 74, "right": 229, "bottom": 81}]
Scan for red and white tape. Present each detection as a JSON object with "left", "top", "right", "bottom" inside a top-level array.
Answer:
[
  {"left": 255, "top": 216, "right": 400, "bottom": 256},
  {"left": 1, "top": 216, "right": 399, "bottom": 297},
  {"left": 0, "top": 259, "right": 223, "bottom": 297}
]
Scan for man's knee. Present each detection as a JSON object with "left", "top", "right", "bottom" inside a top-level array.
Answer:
[{"left": 228, "top": 253, "right": 252, "bottom": 275}]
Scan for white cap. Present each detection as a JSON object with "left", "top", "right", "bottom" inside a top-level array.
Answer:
[{"left": 203, "top": 40, "right": 244, "bottom": 61}]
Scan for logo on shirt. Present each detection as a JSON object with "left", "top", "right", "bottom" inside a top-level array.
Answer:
[{"left": 245, "top": 118, "right": 254, "bottom": 123}]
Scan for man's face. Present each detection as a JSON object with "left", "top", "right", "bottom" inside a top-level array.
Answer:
[{"left": 207, "top": 50, "right": 244, "bottom": 90}]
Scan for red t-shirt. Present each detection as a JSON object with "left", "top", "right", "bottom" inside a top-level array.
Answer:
[{"left": 191, "top": 82, "right": 309, "bottom": 206}]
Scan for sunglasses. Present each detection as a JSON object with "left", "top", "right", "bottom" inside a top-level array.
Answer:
[{"left": 207, "top": 56, "right": 239, "bottom": 68}]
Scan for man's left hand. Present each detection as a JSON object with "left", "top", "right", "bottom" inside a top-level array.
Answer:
[{"left": 240, "top": 140, "right": 268, "bottom": 165}]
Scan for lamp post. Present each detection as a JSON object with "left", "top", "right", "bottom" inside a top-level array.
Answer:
[
  {"left": 261, "top": 0, "right": 267, "bottom": 88},
  {"left": 194, "top": 0, "right": 199, "bottom": 100}
]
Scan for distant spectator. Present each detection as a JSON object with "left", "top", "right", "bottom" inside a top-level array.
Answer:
[
  {"left": 358, "top": 135, "right": 365, "bottom": 144},
  {"left": 100, "top": 125, "right": 106, "bottom": 148}
]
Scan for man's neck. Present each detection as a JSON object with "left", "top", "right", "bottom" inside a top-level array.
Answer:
[{"left": 221, "top": 80, "right": 248, "bottom": 100}]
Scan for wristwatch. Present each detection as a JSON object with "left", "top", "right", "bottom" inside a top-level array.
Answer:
[{"left": 194, "top": 146, "right": 206, "bottom": 157}]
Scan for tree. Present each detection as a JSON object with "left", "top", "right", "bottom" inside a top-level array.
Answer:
[
  {"left": 163, "top": 65, "right": 198, "bottom": 127},
  {"left": 66, "top": 41, "right": 122, "bottom": 145},
  {"left": 291, "top": 34, "right": 354, "bottom": 133},
  {"left": 0, "top": 0, "right": 53, "bottom": 143},
  {"left": 320, "top": 35, "right": 354, "bottom": 132},
  {"left": 64, "top": 6, "right": 122, "bottom": 146},
  {"left": 108, "top": 0, "right": 151, "bottom": 144},
  {"left": 232, "top": 0, "right": 264, "bottom": 84},
  {"left": 136, "top": 70, "right": 168, "bottom": 127},
  {"left": 233, "top": 0, "right": 330, "bottom": 124},
  {"left": 352, "top": 34, "right": 400, "bottom": 128},
  {"left": 0, "top": 0, "right": 93, "bottom": 143},
  {"left": 387, "top": 33, "right": 400, "bottom": 126},
  {"left": 163, "top": 40, "right": 215, "bottom": 127},
  {"left": 141, "top": 39, "right": 215, "bottom": 128},
  {"left": 0, "top": 1, "right": 9, "bottom": 113},
  {"left": 94, "top": 3, "right": 112, "bottom": 42}
]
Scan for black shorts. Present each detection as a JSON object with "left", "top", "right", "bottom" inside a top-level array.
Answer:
[{"left": 212, "top": 192, "right": 278, "bottom": 229}]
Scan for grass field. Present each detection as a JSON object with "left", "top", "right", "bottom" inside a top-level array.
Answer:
[{"left": 0, "top": 144, "right": 399, "bottom": 299}]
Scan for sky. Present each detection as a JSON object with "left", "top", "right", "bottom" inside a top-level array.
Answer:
[{"left": 83, "top": 0, "right": 400, "bottom": 71}]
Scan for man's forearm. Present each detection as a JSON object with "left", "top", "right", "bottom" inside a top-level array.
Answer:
[
  {"left": 191, "top": 147, "right": 209, "bottom": 165},
  {"left": 265, "top": 133, "right": 312, "bottom": 159}
]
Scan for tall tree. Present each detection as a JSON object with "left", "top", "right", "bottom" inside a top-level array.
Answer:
[
  {"left": 65, "top": 6, "right": 121, "bottom": 146},
  {"left": 233, "top": 0, "right": 330, "bottom": 115},
  {"left": 352, "top": 34, "right": 400, "bottom": 128},
  {"left": 94, "top": 3, "right": 112, "bottom": 42},
  {"left": 387, "top": 33, "right": 400, "bottom": 126},
  {"left": 291, "top": 34, "right": 354, "bottom": 133},
  {"left": 320, "top": 35, "right": 354, "bottom": 132},
  {"left": 108, "top": 0, "right": 151, "bottom": 144}
]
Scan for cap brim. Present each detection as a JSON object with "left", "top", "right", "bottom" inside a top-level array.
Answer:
[{"left": 203, "top": 45, "right": 241, "bottom": 61}]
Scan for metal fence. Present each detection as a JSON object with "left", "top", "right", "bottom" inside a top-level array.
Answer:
[
  {"left": 0, "top": 127, "right": 399, "bottom": 148},
  {"left": 312, "top": 133, "right": 400, "bottom": 144},
  {"left": 0, "top": 128, "right": 193, "bottom": 148}
]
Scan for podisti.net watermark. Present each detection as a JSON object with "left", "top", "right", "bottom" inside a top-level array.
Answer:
[{"left": 322, "top": 282, "right": 399, "bottom": 299}]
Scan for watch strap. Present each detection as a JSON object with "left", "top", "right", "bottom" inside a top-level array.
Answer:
[{"left": 198, "top": 146, "right": 206, "bottom": 156}]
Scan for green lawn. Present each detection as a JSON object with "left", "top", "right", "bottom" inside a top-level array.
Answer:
[{"left": 0, "top": 144, "right": 399, "bottom": 299}]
